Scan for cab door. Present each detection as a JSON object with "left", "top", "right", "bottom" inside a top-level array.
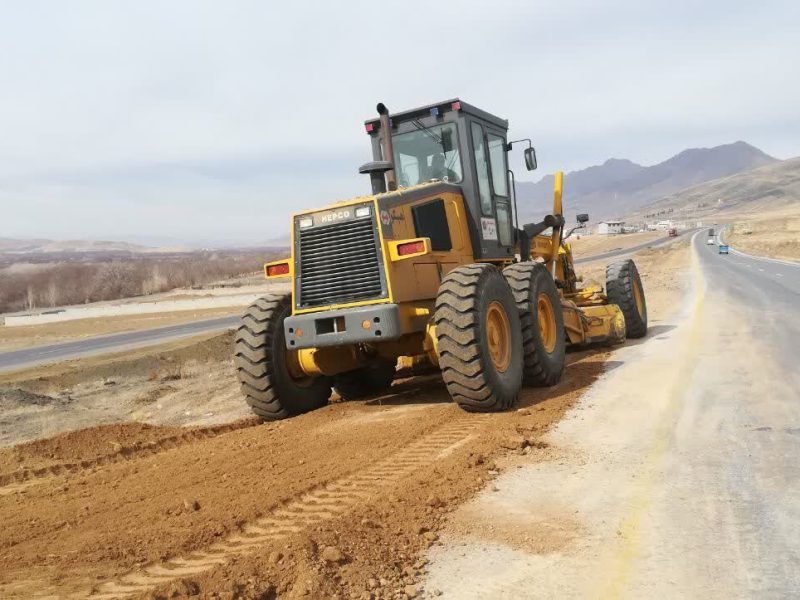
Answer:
[{"left": 469, "top": 121, "right": 514, "bottom": 258}]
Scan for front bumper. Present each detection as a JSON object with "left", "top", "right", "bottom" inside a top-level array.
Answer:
[{"left": 284, "top": 304, "right": 402, "bottom": 350}]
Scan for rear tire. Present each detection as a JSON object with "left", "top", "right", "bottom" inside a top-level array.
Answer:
[
  {"left": 503, "top": 262, "right": 566, "bottom": 386},
  {"left": 435, "top": 264, "right": 523, "bottom": 412},
  {"left": 333, "top": 359, "right": 397, "bottom": 400},
  {"left": 606, "top": 259, "right": 648, "bottom": 338},
  {"left": 234, "top": 294, "right": 331, "bottom": 420}
]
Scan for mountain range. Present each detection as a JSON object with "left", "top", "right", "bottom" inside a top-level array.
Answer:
[
  {"left": 516, "top": 141, "right": 777, "bottom": 223},
  {"left": 626, "top": 156, "right": 800, "bottom": 221}
]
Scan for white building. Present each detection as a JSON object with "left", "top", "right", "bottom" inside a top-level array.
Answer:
[
  {"left": 655, "top": 220, "right": 674, "bottom": 230},
  {"left": 597, "top": 220, "right": 624, "bottom": 235}
]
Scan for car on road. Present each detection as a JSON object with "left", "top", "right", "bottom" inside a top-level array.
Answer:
[
  {"left": 707, "top": 238, "right": 715, "bottom": 245},
  {"left": 719, "top": 244, "right": 730, "bottom": 254}
]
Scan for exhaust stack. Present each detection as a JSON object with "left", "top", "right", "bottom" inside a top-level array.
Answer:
[{"left": 376, "top": 103, "right": 397, "bottom": 191}]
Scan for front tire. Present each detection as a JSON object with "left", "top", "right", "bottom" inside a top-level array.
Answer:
[
  {"left": 435, "top": 264, "right": 523, "bottom": 412},
  {"left": 606, "top": 259, "right": 648, "bottom": 338},
  {"left": 234, "top": 294, "right": 331, "bottom": 420},
  {"left": 503, "top": 262, "right": 566, "bottom": 386}
]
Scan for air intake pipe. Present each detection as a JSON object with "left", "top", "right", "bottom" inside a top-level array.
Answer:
[{"left": 376, "top": 103, "right": 397, "bottom": 191}]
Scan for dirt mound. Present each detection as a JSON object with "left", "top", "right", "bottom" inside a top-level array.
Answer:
[
  {"left": 0, "top": 387, "right": 63, "bottom": 408},
  {"left": 0, "top": 350, "right": 609, "bottom": 599}
]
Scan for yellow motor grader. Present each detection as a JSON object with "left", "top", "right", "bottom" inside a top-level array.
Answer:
[{"left": 235, "top": 100, "right": 647, "bottom": 419}]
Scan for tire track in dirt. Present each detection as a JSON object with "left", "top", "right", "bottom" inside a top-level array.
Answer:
[
  {"left": 0, "top": 419, "right": 260, "bottom": 494},
  {"left": 88, "top": 418, "right": 481, "bottom": 599}
]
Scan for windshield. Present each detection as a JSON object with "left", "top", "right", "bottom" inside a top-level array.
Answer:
[{"left": 388, "top": 122, "right": 463, "bottom": 187}]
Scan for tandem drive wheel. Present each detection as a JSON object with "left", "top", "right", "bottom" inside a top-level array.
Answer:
[{"left": 434, "top": 264, "right": 523, "bottom": 412}]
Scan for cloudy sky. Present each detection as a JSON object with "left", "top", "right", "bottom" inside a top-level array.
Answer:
[{"left": 2, "top": 0, "right": 798, "bottom": 245}]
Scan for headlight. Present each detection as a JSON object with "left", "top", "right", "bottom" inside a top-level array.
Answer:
[
  {"left": 298, "top": 217, "right": 313, "bottom": 229},
  {"left": 355, "top": 206, "right": 371, "bottom": 218}
]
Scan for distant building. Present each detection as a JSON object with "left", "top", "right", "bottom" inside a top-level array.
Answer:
[
  {"left": 655, "top": 220, "right": 674, "bottom": 230},
  {"left": 597, "top": 221, "right": 624, "bottom": 235}
]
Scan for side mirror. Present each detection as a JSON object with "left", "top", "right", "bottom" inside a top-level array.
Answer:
[
  {"left": 577, "top": 213, "right": 589, "bottom": 224},
  {"left": 524, "top": 147, "right": 538, "bottom": 171}
]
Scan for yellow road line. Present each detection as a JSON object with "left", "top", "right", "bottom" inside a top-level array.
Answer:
[{"left": 601, "top": 234, "right": 708, "bottom": 598}]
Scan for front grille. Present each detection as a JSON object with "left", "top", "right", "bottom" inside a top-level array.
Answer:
[{"left": 296, "top": 216, "right": 385, "bottom": 308}]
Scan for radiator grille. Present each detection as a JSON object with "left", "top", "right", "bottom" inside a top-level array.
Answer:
[{"left": 296, "top": 216, "right": 385, "bottom": 308}]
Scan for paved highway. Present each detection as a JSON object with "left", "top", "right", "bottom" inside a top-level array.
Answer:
[
  {"left": 427, "top": 229, "right": 800, "bottom": 597},
  {"left": 0, "top": 315, "right": 239, "bottom": 373},
  {"left": 0, "top": 228, "right": 778, "bottom": 374},
  {"left": 574, "top": 228, "right": 695, "bottom": 264}
]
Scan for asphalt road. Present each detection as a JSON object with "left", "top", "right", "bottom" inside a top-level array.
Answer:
[
  {"left": 0, "top": 228, "right": 779, "bottom": 375},
  {"left": 0, "top": 315, "right": 239, "bottom": 374},
  {"left": 573, "top": 228, "right": 695, "bottom": 264},
  {"left": 426, "top": 229, "right": 800, "bottom": 597}
]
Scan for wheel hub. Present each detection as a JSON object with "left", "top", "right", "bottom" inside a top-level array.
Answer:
[
  {"left": 633, "top": 279, "right": 644, "bottom": 316},
  {"left": 486, "top": 301, "right": 512, "bottom": 372},
  {"left": 537, "top": 292, "right": 557, "bottom": 353}
]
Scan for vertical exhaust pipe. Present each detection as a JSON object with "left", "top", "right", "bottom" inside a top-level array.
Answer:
[{"left": 377, "top": 103, "right": 397, "bottom": 191}]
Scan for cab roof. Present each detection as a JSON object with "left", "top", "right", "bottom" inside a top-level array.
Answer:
[{"left": 364, "top": 98, "right": 508, "bottom": 131}]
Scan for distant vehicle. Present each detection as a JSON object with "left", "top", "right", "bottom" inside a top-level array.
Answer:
[
  {"left": 668, "top": 228, "right": 678, "bottom": 237},
  {"left": 707, "top": 238, "right": 715, "bottom": 245},
  {"left": 708, "top": 228, "right": 716, "bottom": 236},
  {"left": 719, "top": 244, "right": 730, "bottom": 254}
]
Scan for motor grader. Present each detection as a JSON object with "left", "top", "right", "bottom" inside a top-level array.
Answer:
[{"left": 235, "top": 100, "right": 647, "bottom": 420}]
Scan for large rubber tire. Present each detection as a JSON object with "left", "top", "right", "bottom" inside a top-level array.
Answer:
[
  {"left": 435, "top": 264, "right": 523, "bottom": 412},
  {"left": 606, "top": 259, "right": 648, "bottom": 339},
  {"left": 333, "top": 359, "right": 397, "bottom": 400},
  {"left": 234, "top": 294, "right": 331, "bottom": 420},
  {"left": 503, "top": 262, "right": 566, "bottom": 386}
]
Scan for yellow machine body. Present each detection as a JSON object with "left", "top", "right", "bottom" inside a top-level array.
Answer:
[{"left": 265, "top": 173, "right": 625, "bottom": 379}]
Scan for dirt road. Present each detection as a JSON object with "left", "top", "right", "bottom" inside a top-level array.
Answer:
[
  {"left": 423, "top": 232, "right": 800, "bottom": 597},
  {"left": 0, "top": 241, "right": 692, "bottom": 599}
]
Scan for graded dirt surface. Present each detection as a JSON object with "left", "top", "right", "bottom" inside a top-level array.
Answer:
[
  {"left": 724, "top": 203, "right": 800, "bottom": 261},
  {"left": 0, "top": 351, "right": 609, "bottom": 600},
  {"left": 0, "top": 243, "right": 690, "bottom": 600}
]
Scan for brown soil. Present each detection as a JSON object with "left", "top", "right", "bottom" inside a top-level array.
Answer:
[
  {"left": 0, "top": 243, "right": 689, "bottom": 599},
  {"left": 0, "top": 351, "right": 608, "bottom": 600}
]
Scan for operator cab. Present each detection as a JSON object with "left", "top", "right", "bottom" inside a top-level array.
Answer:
[{"left": 362, "top": 99, "right": 537, "bottom": 261}]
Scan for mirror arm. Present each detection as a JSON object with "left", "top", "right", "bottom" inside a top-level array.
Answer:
[
  {"left": 509, "top": 169, "right": 520, "bottom": 245},
  {"left": 506, "top": 138, "right": 532, "bottom": 152}
]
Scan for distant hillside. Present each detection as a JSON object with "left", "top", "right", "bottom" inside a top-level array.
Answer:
[
  {"left": 517, "top": 141, "right": 777, "bottom": 222},
  {"left": 628, "top": 156, "right": 800, "bottom": 221},
  {"left": 0, "top": 238, "right": 191, "bottom": 254}
]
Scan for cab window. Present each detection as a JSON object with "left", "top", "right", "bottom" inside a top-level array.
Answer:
[
  {"left": 488, "top": 133, "right": 509, "bottom": 197},
  {"left": 471, "top": 122, "right": 493, "bottom": 216},
  {"left": 389, "top": 123, "right": 463, "bottom": 187}
]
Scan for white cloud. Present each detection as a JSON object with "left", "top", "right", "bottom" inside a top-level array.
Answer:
[{"left": 1, "top": 0, "right": 798, "bottom": 242}]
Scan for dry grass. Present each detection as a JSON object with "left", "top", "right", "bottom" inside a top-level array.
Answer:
[
  {"left": 725, "top": 203, "right": 800, "bottom": 261},
  {"left": 0, "top": 251, "right": 277, "bottom": 314}
]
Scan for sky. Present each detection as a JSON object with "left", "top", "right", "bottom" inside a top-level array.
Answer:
[{"left": 1, "top": 0, "right": 799, "bottom": 246}]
